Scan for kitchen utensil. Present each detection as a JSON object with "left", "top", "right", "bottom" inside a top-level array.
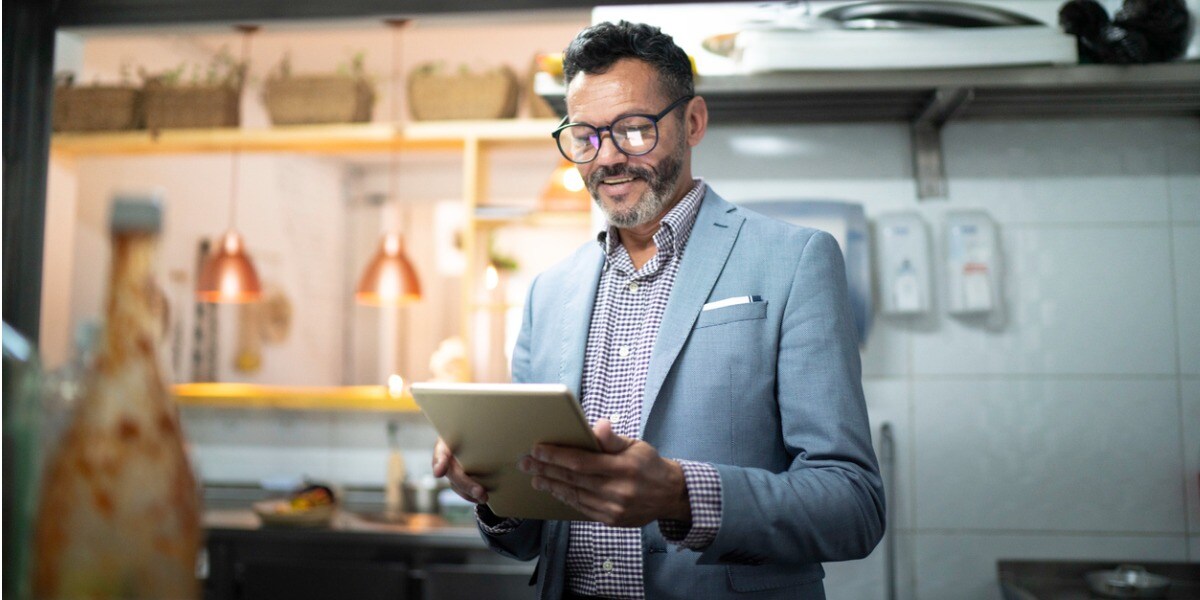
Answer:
[
  {"left": 820, "top": 1, "right": 1043, "bottom": 28},
  {"left": 1085, "top": 564, "right": 1171, "bottom": 599}
]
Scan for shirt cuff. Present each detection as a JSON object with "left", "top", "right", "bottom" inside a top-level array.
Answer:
[
  {"left": 658, "top": 460, "right": 721, "bottom": 550},
  {"left": 475, "top": 503, "right": 522, "bottom": 534}
]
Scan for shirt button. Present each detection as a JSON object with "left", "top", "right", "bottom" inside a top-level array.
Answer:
[
  {"left": 628, "top": 281, "right": 639, "bottom": 293},
  {"left": 602, "top": 559, "right": 614, "bottom": 572},
  {"left": 618, "top": 346, "right": 630, "bottom": 358},
  {"left": 609, "top": 413, "right": 621, "bottom": 423}
]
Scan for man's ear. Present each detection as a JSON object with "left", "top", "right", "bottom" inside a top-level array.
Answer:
[{"left": 686, "top": 95, "right": 709, "bottom": 147}]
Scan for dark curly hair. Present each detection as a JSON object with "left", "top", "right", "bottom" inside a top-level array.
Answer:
[{"left": 562, "top": 21, "right": 694, "bottom": 107}]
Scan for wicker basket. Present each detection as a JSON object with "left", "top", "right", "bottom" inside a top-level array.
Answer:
[
  {"left": 263, "top": 76, "right": 375, "bottom": 125},
  {"left": 53, "top": 85, "right": 142, "bottom": 132},
  {"left": 408, "top": 64, "right": 518, "bottom": 121},
  {"left": 143, "top": 82, "right": 240, "bottom": 129}
]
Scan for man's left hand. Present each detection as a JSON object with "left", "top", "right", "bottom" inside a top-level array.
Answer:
[{"left": 518, "top": 419, "right": 691, "bottom": 527}]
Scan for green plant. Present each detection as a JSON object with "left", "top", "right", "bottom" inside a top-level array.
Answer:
[
  {"left": 488, "top": 238, "right": 519, "bottom": 272},
  {"left": 139, "top": 45, "right": 245, "bottom": 88},
  {"left": 268, "top": 49, "right": 370, "bottom": 82}
]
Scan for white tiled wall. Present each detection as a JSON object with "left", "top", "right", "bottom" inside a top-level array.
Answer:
[
  {"left": 696, "top": 116, "right": 1199, "bottom": 598},
  {"left": 165, "top": 115, "right": 1197, "bottom": 598}
]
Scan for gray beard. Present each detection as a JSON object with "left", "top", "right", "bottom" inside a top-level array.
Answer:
[{"left": 588, "top": 141, "right": 685, "bottom": 229}]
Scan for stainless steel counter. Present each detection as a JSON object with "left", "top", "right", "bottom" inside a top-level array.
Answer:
[
  {"left": 998, "top": 560, "right": 1200, "bottom": 600},
  {"left": 201, "top": 507, "right": 534, "bottom": 600},
  {"left": 204, "top": 508, "right": 487, "bottom": 551}
]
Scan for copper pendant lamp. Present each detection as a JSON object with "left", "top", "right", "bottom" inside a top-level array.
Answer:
[
  {"left": 196, "top": 25, "right": 262, "bottom": 304},
  {"left": 355, "top": 18, "right": 421, "bottom": 307},
  {"left": 355, "top": 231, "right": 421, "bottom": 305}
]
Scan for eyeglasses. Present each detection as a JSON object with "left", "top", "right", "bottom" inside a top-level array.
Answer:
[{"left": 552, "top": 95, "right": 694, "bottom": 164}]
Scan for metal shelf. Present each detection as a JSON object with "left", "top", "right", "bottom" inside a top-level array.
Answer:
[{"left": 536, "top": 63, "right": 1200, "bottom": 197}]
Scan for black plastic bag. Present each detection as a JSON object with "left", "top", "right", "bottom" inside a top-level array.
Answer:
[{"left": 1059, "top": 0, "right": 1192, "bottom": 63}]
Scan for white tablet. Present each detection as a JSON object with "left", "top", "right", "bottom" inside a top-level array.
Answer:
[{"left": 410, "top": 382, "right": 601, "bottom": 521}]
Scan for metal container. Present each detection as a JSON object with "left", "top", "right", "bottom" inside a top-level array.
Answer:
[{"left": 1085, "top": 565, "right": 1171, "bottom": 599}]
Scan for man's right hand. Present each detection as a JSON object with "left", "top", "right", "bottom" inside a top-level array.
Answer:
[{"left": 432, "top": 437, "right": 489, "bottom": 504}]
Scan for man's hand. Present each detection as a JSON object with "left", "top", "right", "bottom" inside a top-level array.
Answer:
[
  {"left": 432, "top": 437, "right": 489, "bottom": 504},
  {"left": 518, "top": 419, "right": 691, "bottom": 527}
]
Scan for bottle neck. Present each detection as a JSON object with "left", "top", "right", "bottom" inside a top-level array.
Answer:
[{"left": 99, "top": 232, "right": 162, "bottom": 370}]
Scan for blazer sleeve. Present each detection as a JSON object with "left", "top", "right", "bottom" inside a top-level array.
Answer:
[
  {"left": 477, "top": 273, "right": 544, "bottom": 560},
  {"left": 698, "top": 230, "right": 886, "bottom": 565}
]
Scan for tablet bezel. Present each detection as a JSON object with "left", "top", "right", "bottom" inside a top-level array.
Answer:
[{"left": 411, "top": 382, "right": 600, "bottom": 521}]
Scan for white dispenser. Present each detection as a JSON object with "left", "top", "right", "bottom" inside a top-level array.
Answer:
[
  {"left": 943, "top": 211, "right": 1002, "bottom": 315},
  {"left": 875, "top": 212, "right": 932, "bottom": 316}
]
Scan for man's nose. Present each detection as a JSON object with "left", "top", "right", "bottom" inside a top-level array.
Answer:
[{"left": 593, "top": 131, "right": 628, "bottom": 168}]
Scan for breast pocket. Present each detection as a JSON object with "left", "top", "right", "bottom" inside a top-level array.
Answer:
[{"left": 694, "top": 300, "right": 768, "bottom": 329}]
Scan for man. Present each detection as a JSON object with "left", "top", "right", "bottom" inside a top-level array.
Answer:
[{"left": 433, "top": 20, "right": 884, "bottom": 600}]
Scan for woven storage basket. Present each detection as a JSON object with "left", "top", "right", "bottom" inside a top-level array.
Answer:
[
  {"left": 408, "top": 64, "right": 518, "bottom": 121},
  {"left": 53, "top": 85, "right": 142, "bottom": 132},
  {"left": 143, "top": 82, "right": 240, "bottom": 129},
  {"left": 263, "top": 76, "right": 375, "bottom": 125}
]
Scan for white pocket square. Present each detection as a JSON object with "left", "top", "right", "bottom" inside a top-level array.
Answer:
[{"left": 702, "top": 295, "right": 763, "bottom": 311}]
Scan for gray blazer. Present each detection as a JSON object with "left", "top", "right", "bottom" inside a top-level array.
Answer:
[{"left": 481, "top": 187, "right": 885, "bottom": 600}]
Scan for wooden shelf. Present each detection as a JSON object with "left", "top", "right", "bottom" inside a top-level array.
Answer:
[
  {"left": 173, "top": 383, "right": 419, "bottom": 412},
  {"left": 51, "top": 119, "right": 561, "bottom": 157}
]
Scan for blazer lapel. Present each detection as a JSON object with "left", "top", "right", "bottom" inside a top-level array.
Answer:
[
  {"left": 641, "top": 190, "right": 744, "bottom": 431},
  {"left": 558, "top": 246, "right": 604, "bottom": 400}
]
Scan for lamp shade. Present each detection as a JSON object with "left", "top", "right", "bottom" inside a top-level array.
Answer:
[
  {"left": 356, "top": 232, "right": 421, "bottom": 306},
  {"left": 196, "top": 230, "right": 263, "bottom": 303}
]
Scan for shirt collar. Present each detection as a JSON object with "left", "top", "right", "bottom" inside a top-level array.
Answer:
[{"left": 596, "top": 178, "right": 707, "bottom": 257}]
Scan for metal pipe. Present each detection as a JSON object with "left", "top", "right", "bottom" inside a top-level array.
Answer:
[{"left": 879, "top": 421, "right": 897, "bottom": 600}]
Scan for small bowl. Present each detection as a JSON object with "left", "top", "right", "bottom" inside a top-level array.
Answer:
[
  {"left": 1085, "top": 564, "right": 1171, "bottom": 599},
  {"left": 252, "top": 500, "right": 335, "bottom": 528}
]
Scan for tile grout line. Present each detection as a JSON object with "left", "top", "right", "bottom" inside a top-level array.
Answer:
[
  {"left": 867, "top": 373, "right": 1178, "bottom": 382},
  {"left": 905, "top": 320, "right": 920, "bottom": 600},
  {"left": 1164, "top": 158, "right": 1192, "bottom": 559},
  {"left": 897, "top": 527, "right": 1190, "bottom": 538}
]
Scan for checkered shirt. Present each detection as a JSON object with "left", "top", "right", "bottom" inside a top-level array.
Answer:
[
  {"left": 565, "top": 179, "right": 722, "bottom": 599},
  {"left": 478, "top": 180, "right": 723, "bottom": 599}
]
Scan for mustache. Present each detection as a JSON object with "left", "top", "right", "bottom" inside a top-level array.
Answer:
[{"left": 588, "top": 164, "right": 654, "bottom": 188}]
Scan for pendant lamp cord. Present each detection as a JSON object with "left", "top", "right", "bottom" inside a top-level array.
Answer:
[
  {"left": 230, "top": 24, "right": 259, "bottom": 231},
  {"left": 229, "top": 147, "right": 240, "bottom": 230},
  {"left": 387, "top": 19, "right": 409, "bottom": 243}
]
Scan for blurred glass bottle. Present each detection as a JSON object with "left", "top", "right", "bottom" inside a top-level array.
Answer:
[
  {"left": 32, "top": 194, "right": 202, "bottom": 599},
  {"left": 40, "top": 321, "right": 101, "bottom": 457},
  {"left": 3, "top": 322, "right": 43, "bottom": 600}
]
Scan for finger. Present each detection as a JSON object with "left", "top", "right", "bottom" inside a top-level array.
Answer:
[
  {"left": 593, "top": 419, "right": 632, "bottom": 454},
  {"left": 532, "top": 444, "right": 609, "bottom": 474},
  {"left": 542, "top": 478, "right": 628, "bottom": 525},
  {"left": 532, "top": 475, "right": 610, "bottom": 519},
  {"left": 533, "top": 461, "right": 602, "bottom": 491},
  {"left": 441, "top": 457, "right": 489, "bottom": 504},
  {"left": 432, "top": 439, "right": 453, "bottom": 476},
  {"left": 449, "top": 472, "right": 488, "bottom": 504}
]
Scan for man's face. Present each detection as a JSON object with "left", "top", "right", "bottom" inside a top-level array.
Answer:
[{"left": 564, "top": 58, "right": 691, "bottom": 229}]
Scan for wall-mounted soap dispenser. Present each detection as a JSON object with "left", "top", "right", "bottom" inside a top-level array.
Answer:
[
  {"left": 875, "top": 212, "right": 932, "bottom": 316},
  {"left": 943, "top": 211, "right": 1003, "bottom": 316}
]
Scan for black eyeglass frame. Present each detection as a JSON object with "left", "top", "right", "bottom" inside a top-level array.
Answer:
[{"left": 551, "top": 95, "right": 695, "bottom": 164}]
